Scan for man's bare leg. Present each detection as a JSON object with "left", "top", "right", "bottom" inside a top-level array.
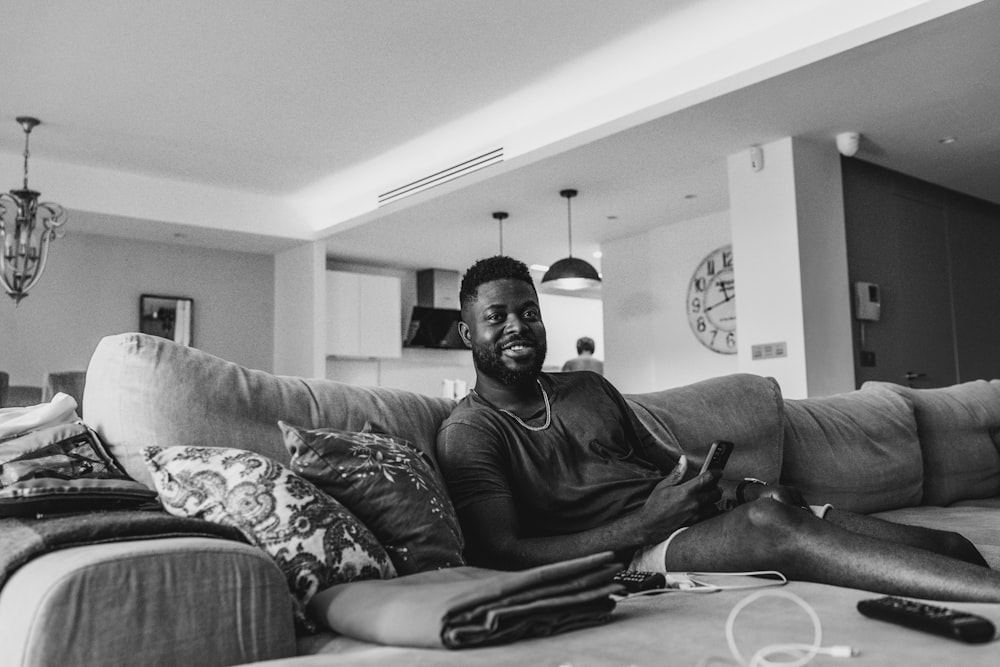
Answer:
[
  {"left": 824, "top": 508, "right": 988, "bottom": 567},
  {"left": 665, "top": 499, "right": 1000, "bottom": 602}
]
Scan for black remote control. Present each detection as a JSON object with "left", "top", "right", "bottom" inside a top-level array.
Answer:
[
  {"left": 857, "top": 596, "right": 996, "bottom": 643},
  {"left": 612, "top": 569, "right": 667, "bottom": 594}
]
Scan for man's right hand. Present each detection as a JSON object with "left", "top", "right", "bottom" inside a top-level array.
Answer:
[{"left": 637, "top": 459, "right": 723, "bottom": 543}]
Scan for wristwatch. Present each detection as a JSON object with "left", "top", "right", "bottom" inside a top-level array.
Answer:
[{"left": 736, "top": 477, "right": 768, "bottom": 504}]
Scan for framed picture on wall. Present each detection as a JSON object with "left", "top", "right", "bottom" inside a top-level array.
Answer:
[{"left": 140, "top": 294, "right": 193, "bottom": 346}]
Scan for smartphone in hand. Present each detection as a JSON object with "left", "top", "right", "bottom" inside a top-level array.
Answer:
[{"left": 699, "top": 440, "right": 734, "bottom": 475}]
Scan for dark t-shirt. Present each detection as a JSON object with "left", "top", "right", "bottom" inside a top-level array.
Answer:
[{"left": 435, "top": 371, "right": 674, "bottom": 539}]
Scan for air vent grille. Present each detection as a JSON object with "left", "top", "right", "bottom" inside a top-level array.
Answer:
[{"left": 378, "top": 147, "right": 503, "bottom": 206}]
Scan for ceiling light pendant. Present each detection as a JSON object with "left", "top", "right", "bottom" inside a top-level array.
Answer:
[
  {"left": 541, "top": 188, "right": 601, "bottom": 291},
  {"left": 492, "top": 211, "right": 508, "bottom": 255},
  {"left": 0, "top": 116, "right": 68, "bottom": 305}
]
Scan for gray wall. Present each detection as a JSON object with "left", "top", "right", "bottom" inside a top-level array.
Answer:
[
  {"left": 0, "top": 231, "right": 274, "bottom": 387},
  {"left": 843, "top": 158, "right": 1000, "bottom": 386}
]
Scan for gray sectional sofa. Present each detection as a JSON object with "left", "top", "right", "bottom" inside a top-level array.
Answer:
[{"left": 1, "top": 332, "right": 998, "bottom": 666}]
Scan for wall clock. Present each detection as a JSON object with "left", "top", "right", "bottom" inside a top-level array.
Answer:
[{"left": 687, "top": 245, "right": 737, "bottom": 354}]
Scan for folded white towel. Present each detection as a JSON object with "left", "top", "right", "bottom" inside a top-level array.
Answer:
[{"left": 0, "top": 393, "right": 79, "bottom": 440}]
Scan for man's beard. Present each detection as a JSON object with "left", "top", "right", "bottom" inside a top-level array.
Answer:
[{"left": 472, "top": 336, "right": 547, "bottom": 386}]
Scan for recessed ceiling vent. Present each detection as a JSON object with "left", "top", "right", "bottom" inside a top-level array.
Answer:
[{"left": 378, "top": 147, "right": 503, "bottom": 206}]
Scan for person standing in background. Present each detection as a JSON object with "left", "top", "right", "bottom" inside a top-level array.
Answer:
[{"left": 562, "top": 336, "right": 604, "bottom": 375}]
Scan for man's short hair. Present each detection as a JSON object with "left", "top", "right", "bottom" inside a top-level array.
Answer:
[
  {"left": 460, "top": 255, "right": 535, "bottom": 307},
  {"left": 576, "top": 337, "right": 595, "bottom": 354}
]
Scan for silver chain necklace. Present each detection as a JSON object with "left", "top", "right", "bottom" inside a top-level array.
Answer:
[{"left": 473, "top": 378, "right": 551, "bottom": 431}]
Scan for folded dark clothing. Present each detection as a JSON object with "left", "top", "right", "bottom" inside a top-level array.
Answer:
[
  {"left": 443, "top": 580, "right": 620, "bottom": 648},
  {"left": 310, "top": 550, "right": 624, "bottom": 649}
]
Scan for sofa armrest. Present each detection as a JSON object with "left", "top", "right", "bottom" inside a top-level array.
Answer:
[
  {"left": 875, "top": 380, "right": 1000, "bottom": 506},
  {"left": 0, "top": 537, "right": 297, "bottom": 667}
]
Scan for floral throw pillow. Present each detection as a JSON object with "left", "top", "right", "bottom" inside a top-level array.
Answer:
[
  {"left": 279, "top": 421, "right": 465, "bottom": 575},
  {"left": 143, "top": 445, "right": 395, "bottom": 627}
]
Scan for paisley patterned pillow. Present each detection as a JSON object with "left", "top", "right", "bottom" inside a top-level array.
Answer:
[
  {"left": 280, "top": 421, "right": 464, "bottom": 575},
  {"left": 143, "top": 445, "right": 395, "bottom": 627}
]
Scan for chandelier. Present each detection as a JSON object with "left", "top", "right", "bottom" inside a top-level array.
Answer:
[{"left": 1, "top": 116, "right": 67, "bottom": 305}]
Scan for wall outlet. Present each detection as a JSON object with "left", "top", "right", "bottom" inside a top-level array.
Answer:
[
  {"left": 751, "top": 342, "right": 787, "bottom": 360},
  {"left": 860, "top": 350, "right": 876, "bottom": 367}
]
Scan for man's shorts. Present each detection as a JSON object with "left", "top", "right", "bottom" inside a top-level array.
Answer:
[{"left": 628, "top": 504, "right": 833, "bottom": 573}]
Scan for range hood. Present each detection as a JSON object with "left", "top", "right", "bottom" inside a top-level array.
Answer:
[{"left": 405, "top": 269, "right": 466, "bottom": 349}]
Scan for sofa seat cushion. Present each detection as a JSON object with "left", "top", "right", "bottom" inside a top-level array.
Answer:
[
  {"left": 874, "top": 380, "right": 1000, "bottom": 506},
  {"left": 281, "top": 583, "right": 1000, "bottom": 666},
  {"left": 626, "top": 373, "right": 785, "bottom": 482},
  {"left": 83, "top": 333, "right": 456, "bottom": 490},
  {"left": 781, "top": 382, "right": 922, "bottom": 513}
]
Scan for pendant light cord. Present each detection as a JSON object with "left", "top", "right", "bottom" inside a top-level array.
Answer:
[
  {"left": 566, "top": 195, "right": 573, "bottom": 257},
  {"left": 492, "top": 211, "right": 509, "bottom": 256},
  {"left": 22, "top": 125, "right": 32, "bottom": 189},
  {"left": 560, "top": 188, "right": 578, "bottom": 258}
]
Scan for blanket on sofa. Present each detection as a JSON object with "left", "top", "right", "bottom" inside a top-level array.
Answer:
[{"left": 0, "top": 508, "right": 247, "bottom": 590}]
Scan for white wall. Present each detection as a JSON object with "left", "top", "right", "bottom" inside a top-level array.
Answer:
[
  {"left": 539, "top": 293, "right": 604, "bottom": 372},
  {"left": 1, "top": 231, "right": 274, "bottom": 386},
  {"left": 602, "top": 210, "right": 738, "bottom": 394}
]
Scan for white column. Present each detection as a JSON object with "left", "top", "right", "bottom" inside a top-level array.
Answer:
[
  {"left": 274, "top": 241, "right": 327, "bottom": 378},
  {"left": 727, "top": 136, "right": 854, "bottom": 397}
]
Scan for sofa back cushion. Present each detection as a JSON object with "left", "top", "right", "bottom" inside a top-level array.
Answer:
[
  {"left": 84, "top": 334, "right": 456, "bottom": 490},
  {"left": 875, "top": 379, "right": 1000, "bottom": 506},
  {"left": 781, "top": 382, "right": 922, "bottom": 513},
  {"left": 626, "top": 373, "right": 785, "bottom": 482}
]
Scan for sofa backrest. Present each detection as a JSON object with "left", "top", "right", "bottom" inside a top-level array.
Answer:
[
  {"left": 781, "top": 382, "right": 923, "bottom": 513},
  {"left": 781, "top": 378, "right": 1000, "bottom": 511},
  {"left": 84, "top": 333, "right": 456, "bottom": 489},
  {"left": 87, "top": 335, "right": 790, "bottom": 492},
  {"left": 874, "top": 379, "right": 1000, "bottom": 506},
  {"left": 626, "top": 373, "right": 785, "bottom": 483},
  {"left": 87, "top": 333, "right": 999, "bottom": 512}
]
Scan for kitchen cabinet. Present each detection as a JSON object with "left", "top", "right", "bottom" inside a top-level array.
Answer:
[{"left": 326, "top": 271, "right": 401, "bottom": 358}]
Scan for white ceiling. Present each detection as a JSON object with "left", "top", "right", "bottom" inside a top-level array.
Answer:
[{"left": 3, "top": 0, "right": 999, "bottom": 281}]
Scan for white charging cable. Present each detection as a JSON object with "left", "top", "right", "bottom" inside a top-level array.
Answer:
[
  {"left": 617, "top": 570, "right": 788, "bottom": 599},
  {"left": 725, "top": 590, "right": 858, "bottom": 666},
  {"left": 684, "top": 570, "right": 787, "bottom": 592}
]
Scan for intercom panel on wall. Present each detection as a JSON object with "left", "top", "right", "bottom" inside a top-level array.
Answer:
[{"left": 854, "top": 282, "right": 881, "bottom": 321}]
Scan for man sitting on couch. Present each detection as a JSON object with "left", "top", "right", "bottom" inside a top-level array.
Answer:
[{"left": 436, "top": 255, "right": 1000, "bottom": 601}]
